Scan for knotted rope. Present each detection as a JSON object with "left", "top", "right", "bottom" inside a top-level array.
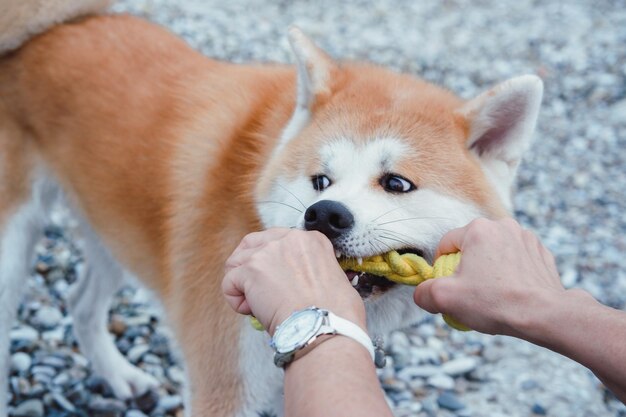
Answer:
[{"left": 339, "top": 251, "right": 469, "bottom": 331}]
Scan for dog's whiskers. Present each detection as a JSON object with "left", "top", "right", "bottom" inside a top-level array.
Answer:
[
  {"left": 377, "top": 234, "right": 414, "bottom": 248},
  {"left": 369, "top": 204, "right": 413, "bottom": 223},
  {"left": 373, "top": 237, "right": 394, "bottom": 253},
  {"left": 376, "top": 215, "right": 454, "bottom": 227},
  {"left": 373, "top": 227, "right": 420, "bottom": 244},
  {"left": 257, "top": 200, "right": 303, "bottom": 213},
  {"left": 273, "top": 182, "right": 307, "bottom": 210}
]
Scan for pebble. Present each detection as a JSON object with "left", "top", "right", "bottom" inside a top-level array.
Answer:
[
  {"left": 157, "top": 395, "right": 183, "bottom": 412},
  {"left": 441, "top": 357, "right": 478, "bottom": 376},
  {"left": 85, "top": 375, "right": 115, "bottom": 397},
  {"left": 10, "top": 326, "right": 39, "bottom": 344},
  {"left": 421, "top": 396, "right": 439, "bottom": 416},
  {"left": 408, "top": 378, "right": 426, "bottom": 393},
  {"left": 520, "top": 379, "right": 540, "bottom": 391},
  {"left": 125, "top": 411, "right": 149, "bottom": 417},
  {"left": 142, "top": 353, "right": 162, "bottom": 365},
  {"left": 416, "top": 323, "right": 436, "bottom": 338},
  {"left": 427, "top": 374, "right": 456, "bottom": 390},
  {"left": 12, "top": 399, "right": 44, "bottom": 417},
  {"left": 10, "top": 352, "right": 32, "bottom": 373},
  {"left": 52, "top": 372, "right": 70, "bottom": 387},
  {"left": 437, "top": 392, "right": 466, "bottom": 411},
  {"left": 65, "top": 384, "right": 90, "bottom": 406},
  {"left": 31, "top": 365, "right": 57, "bottom": 378},
  {"left": 531, "top": 403, "right": 547, "bottom": 415},
  {"left": 51, "top": 392, "right": 77, "bottom": 413},
  {"left": 134, "top": 389, "right": 160, "bottom": 413},
  {"left": 88, "top": 396, "right": 127, "bottom": 417},
  {"left": 34, "top": 306, "right": 64, "bottom": 329},
  {"left": 398, "top": 365, "right": 440, "bottom": 380},
  {"left": 42, "top": 327, "right": 65, "bottom": 343},
  {"left": 409, "top": 347, "right": 440, "bottom": 364},
  {"left": 123, "top": 314, "right": 152, "bottom": 327},
  {"left": 149, "top": 333, "right": 170, "bottom": 356},
  {"left": 382, "top": 379, "right": 407, "bottom": 393},
  {"left": 456, "top": 408, "right": 473, "bottom": 417},
  {"left": 28, "top": 383, "right": 46, "bottom": 398},
  {"left": 426, "top": 337, "right": 444, "bottom": 351},
  {"left": 70, "top": 352, "right": 89, "bottom": 368},
  {"left": 389, "top": 331, "right": 411, "bottom": 351},
  {"left": 10, "top": 376, "right": 30, "bottom": 397},
  {"left": 109, "top": 314, "right": 128, "bottom": 336},
  {"left": 127, "top": 344, "right": 150, "bottom": 363},
  {"left": 166, "top": 366, "right": 186, "bottom": 386},
  {"left": 40, "top": 355, "right": 68, "bottom": 369},
  {"left": 141, "top": 363, "right": 165, "bottom": 379}
]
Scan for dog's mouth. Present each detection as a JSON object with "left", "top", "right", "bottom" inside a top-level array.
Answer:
[
  {"left": 344, "top": 270, "right": 395, "bottom": 298},
  {"left": 339, "top": 248, "right": 426, "bottom": 299}
]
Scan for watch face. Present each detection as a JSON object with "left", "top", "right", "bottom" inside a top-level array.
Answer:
[{"left": 273, "top": 309, "right": 322, "bottom": 353}]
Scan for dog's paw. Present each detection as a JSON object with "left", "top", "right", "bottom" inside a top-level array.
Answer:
[{"left": 96, "top": 361, "right": 160, "bottom": 400}]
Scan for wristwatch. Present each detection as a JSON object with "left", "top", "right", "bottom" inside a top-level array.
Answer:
[{"left": 270, "top": 306, "right": 375, "bottom": 368}]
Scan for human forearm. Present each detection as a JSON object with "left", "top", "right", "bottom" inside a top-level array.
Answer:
[
  {"left": 519, "top": 289, "right": 626, "bottom": 402},
  {"left": 415, "top": 219, "right": 626, "bottom": 404},
  {"left": 222, "top": 229, "right": 393, "bottom": 415},
  {"left": 284, "top": 336, "right": 393, "bottom": 417}
]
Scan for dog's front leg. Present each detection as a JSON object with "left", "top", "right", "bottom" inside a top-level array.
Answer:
[
  {"left": 236, "top": 324, "right": 284, "bottom": 417},
  {"left": 167, "top": 274, "right": 283, "bottom": 417},
  {"left": 0, "top": 203, "right": 42, "bottom": 416},
  {"left": 68, "top": 226, "right": 158, "bottom": 400}
]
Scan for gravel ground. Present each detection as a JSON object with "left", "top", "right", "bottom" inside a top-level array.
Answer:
[{"left": 6, "top": 0, "right": 626, "bottom": 416}]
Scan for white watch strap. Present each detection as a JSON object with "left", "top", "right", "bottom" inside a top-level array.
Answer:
[{"left": 326, "top": 311, "right": 375, "bottom": 361}]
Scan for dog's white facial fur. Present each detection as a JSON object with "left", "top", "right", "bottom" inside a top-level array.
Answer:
[
  {"left": 270, "top": 137, "right": 486, "bottom": 258},
  {"left": 257, "top": 136, "right": 484, "bottom": 331}
]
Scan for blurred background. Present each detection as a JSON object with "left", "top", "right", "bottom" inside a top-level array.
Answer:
[{"left": 7, "top": 1, "right": 626, "bottom": 416}]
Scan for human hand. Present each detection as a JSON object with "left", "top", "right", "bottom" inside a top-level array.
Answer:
[
  {"left": 413, "top": 218, "right": 566, "bottom": 337},
  {"left": 222, "top": 228, "right": 366, "bottom": 335}
]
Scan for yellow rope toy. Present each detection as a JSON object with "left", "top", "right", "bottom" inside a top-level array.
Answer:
[
  {"left": 250, "top": 251, "right": 470, "bottom": 331},
  {"left": 339, "top": 251, "right": 470, "bottom": 331}
]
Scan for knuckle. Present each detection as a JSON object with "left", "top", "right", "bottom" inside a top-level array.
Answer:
[
  {"left": 315, "top": 232, "right": 334, "bottom": 249},
  {"left": 240, "top": 232, "right": 257, "bottom": 248},
  {"left": 430, "top": 281, "right": 453, "bottom": 311},
  {"left": 248, "top": 247, "right": 268, "bottom": 265},
  {"left": 500, "top": 217, "right": 519, "bottom": 228},
  {"left": 465, "top": 218, "right": 491, "bottom": 242}
]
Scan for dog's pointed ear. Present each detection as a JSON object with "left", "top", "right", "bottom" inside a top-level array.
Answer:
[
  {"left": 459, "top": 75, "right": 543, "bottom": 167},
  {"left": 276, "top": 26, "right": 340, "bottom": 151},
  {"left": 456, "top": 75, "right": 543, "bottom": 206},
  {"left": 288, "top": 26, "right": 338, "bottom": 108}
]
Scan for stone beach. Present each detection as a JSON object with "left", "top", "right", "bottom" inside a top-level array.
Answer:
[{"left": 6, "top": 0, "right": 626, "bottom": 416}]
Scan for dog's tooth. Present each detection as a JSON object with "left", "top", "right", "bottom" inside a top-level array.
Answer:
[
  {"left": 335, "top": 249, "right": 342, "bottom": 258},
  {"left": 351, "top": 275, "right": 359, "bottom": 287},
  {"left": 357, "top": 257, "right": 363, "bottom": 266}
]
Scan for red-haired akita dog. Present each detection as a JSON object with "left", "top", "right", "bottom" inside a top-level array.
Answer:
[{"left": 0, "top": 1, "right": 542, "bottom": 415}]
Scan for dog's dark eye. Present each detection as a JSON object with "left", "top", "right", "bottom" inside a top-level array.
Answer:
[
  {"left": 380, "top": 174, "right": 416, "bottom": 193},
  {"left": 311, "top": 174, "right": 331, "bottom": 191}
]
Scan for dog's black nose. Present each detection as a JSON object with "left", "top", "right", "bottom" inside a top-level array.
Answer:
[{"left": 304, "top": 200, "right": 354, "bottom": 239}]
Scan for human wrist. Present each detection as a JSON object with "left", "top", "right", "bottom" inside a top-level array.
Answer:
[
  {"left": 286, "top": 332, "right": 374, "bottom": 371},
  {"left": 269, "top": 300, "right": 367, "bottom": 336},
  {"left": 511, "top": 287, "right": 598, "bottom": 346},
  {"left": 270, "top": 306, "right": 373, "bottom": 370}
]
